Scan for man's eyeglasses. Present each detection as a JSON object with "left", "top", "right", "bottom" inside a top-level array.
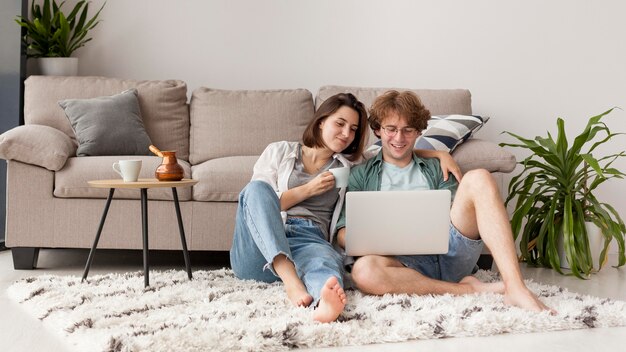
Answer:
[{"left": 380, "top": 125, "right": 420, "bottom": 137}]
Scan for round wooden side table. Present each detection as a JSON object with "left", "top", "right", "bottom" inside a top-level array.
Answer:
[{"left": 82, "top": 178, "right": 198, "bottom": 287}]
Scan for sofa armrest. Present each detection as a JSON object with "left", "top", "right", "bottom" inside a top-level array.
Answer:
[
  {"left": 451, "top": 139, "right": 516, "bottom": 174},
  {"left": 0, "top": 125, "right": 76, "bottom": 171}
]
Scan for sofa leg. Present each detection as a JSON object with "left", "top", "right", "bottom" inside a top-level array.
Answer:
[
  {"left": 12, "top": 247, "right": 40, "bottom": 270},
  {"left": 476, "top": 254, "right": 494, "bottom": 270}
]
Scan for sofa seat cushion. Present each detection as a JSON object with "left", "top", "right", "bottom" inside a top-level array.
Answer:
[
  {"left": 54, "top": 156, "right": 192, "bottom": 200},
  {"left": 451, "top": 139, "right": 516, "bottom": 174},
  {"left": 0, "top": 125, "right": 75, "bottom": 171},
  {"left": 189, "top": 88, "right": 314, "bottom": 164},
  {"left": 191, "top": 156, "right": 259, "bottom": 202},
  {"left": 24, "top": 76, "right": 190, "bottom": 160}
]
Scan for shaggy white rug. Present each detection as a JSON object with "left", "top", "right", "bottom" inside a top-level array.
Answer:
[{"left": 7, "top": 269, "right": 626, "bottom": 352}]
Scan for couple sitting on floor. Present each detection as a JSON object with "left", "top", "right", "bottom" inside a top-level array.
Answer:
[{"left": 229, "top": 90, "right": 552, "bottom": 323}]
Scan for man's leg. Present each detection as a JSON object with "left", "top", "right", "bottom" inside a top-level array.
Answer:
[
  {"left": 450, "top": 169, "right": 550, "bottom": 312},
  {"left": 351, "top": 255, "right": 503, "bottom": 296}
]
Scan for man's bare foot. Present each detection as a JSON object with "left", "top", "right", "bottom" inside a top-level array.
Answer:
[
  {"left": 285, "top": 281, "right": 313, "bottom": 307},
  {"left": 460, "top": 276, "right": 505, "bottom": 294},
  {"left": 503, "top": 285, "right": 555, "bottom": 314},
  {"left": 313, "top": 276, "right": 347, "bottom": 323}
]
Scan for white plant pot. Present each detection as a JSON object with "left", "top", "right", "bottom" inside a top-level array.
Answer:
[
  {"left": 27, "top": 57, "right": 78, "bottom": 76},
  {"left": 558, "top": 222, "right": 605, "bottom": 270}
]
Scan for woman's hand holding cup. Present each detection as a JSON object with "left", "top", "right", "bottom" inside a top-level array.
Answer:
[{"left": 306, "top": 172, "right": 335, "bottom": 196}]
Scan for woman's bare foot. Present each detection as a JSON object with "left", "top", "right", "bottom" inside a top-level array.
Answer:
[
  {"left": 285, "top": 281, "right": 313, "bottom": 307},
  {"left": 504, "top": 285, "right": 556, "bottom": 314},
  {"left": 460, "top": 276, "right": 505, "bottom": 294},
  {"left": 313, "top": 276, "right": 347, "bottom": 323},
  {"left": 273, "top": 254, "right": 313, "bottom": 307}
]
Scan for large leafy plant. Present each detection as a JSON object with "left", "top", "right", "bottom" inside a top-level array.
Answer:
[
  {"left": 500, "top": 108, "right": 625, "bottom": 279},
  {"left": 15, "top": 0, "right": 105, "bottom": 58}
]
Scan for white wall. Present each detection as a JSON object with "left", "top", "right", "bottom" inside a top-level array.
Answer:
[{"left": 73, "top": 0, "right": 625, "bottom": 248}]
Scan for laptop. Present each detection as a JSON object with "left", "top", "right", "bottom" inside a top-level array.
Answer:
[{"left": 345, "top": 190, "right": 451, "bottom": 256}]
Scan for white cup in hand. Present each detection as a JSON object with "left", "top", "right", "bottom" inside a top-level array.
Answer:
[
  {"left": 329, "top": 166, "right": 349, "bottom": 188},
  {"left": 112, "top": 160, "right": 142, "bottom": 182}
]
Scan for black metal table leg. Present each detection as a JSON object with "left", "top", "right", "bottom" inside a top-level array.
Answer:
[
  {"left": 141, "top": 188, "right": 149, "bottom": 287},
  {"left": 82, "top": 188, "right": 115, "bottom": 282},
  {"left": 172, "top": 187, "right": 193, "bottom": 280}
]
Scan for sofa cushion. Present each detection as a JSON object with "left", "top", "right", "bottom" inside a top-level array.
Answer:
[
  {"left": 59, "top": 89, "right": 153, "bottom": 156},
  {"left": 0, "top": 125, "right": 75, "bottom": 171},
  {"left": 54, "top": 156, "right": 192, "bottom": 200},
  {"left": 451, "top": 139, "right": 516, "bottom": 174},
  {"left": 316, "top": 85, "right": 472, "bottom": 147},
  {"left": 189, "top": 88, "right": 314, "bottom": 165},
  {"left": 24, "top": 76, "right": 190, "bottom": 160},
  {"left": 191, "top": 156, "right": 259, "bottom": 202},
  {"left": 316, "top": 85, "right": 472, "bottom": 115}
]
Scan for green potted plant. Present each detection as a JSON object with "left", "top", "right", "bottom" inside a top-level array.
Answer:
[
  {"left": 500, "top": 108, "right": 625, "bottom": 279},
  {"left": 15, "top": 0, "right": 105, "bottom": 75}
]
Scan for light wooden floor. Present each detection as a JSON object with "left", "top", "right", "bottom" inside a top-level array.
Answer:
[{"left": 1, "top": 249, "right": 625, "bottom": 352}]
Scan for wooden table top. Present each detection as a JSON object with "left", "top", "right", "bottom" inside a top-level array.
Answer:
[{"left": 88, "top": 178, "right": 198, "bottom": 189}]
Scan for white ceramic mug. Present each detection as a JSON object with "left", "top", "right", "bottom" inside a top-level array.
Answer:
[
  {"left": 329, "top": 166, "right": 350, "bottom": 188},
  {"left": 112, "top": 160, "right": 142, "bottom": 182}
]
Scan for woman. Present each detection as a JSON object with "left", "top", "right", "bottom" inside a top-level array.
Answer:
[{"left": 229, "top": 93, "right": 460, "bottom": 323}]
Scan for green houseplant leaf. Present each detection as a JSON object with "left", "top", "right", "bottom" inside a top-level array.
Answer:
[
  {"left": 500, "top": 108, "right": 625, "bottom": 278},
  {"left": 15, "top": 0, "right": 106, "bottom": 58}
]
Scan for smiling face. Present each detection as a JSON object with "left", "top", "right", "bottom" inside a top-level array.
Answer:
[
  {"left": 377, "top": 111, "right": 421, "bottom": 167},
  {"left": 319, "top": 105, "right": 360, "bottom": 154}
]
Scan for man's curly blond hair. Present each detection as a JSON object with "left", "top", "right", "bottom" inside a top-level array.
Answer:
[{"left": 368, "top": 90, "right": 430, "bottom": 135}]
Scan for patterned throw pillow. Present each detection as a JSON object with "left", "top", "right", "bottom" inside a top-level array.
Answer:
[{"left": 414, "top": 115, "right": 489, "bottom": 153}]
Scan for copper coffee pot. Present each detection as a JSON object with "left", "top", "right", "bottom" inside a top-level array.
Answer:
[{"left": 149, "top": 145, "right": 184, "bottom": 181}]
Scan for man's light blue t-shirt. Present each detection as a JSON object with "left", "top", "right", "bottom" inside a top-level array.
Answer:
[{"left": 381, "top": 160, "right": 431, "bottom": 191}]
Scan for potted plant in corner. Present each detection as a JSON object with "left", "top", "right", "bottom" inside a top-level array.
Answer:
[
  {"left": 15, "top": 0, "right": 105, "bottom": 76},
  {"left": 500, "top": 108, "right": 625, "bottom": 279}
]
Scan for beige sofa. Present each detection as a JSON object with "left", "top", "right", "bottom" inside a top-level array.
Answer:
[{"left": 0, "top": 76, "right": 515, "bottom": 269}]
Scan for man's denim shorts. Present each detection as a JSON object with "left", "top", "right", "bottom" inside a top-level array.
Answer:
[{"left": 395, "top": 223, "right": 484, "bottom": 283}]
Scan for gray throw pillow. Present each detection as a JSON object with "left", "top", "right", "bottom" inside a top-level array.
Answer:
[{"left": 58, "top": 89, "right": 152, "bottom": 156}]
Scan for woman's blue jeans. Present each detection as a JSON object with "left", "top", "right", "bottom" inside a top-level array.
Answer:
[{"left": 230, "top": 180, "right": 344, "bottom": 304}]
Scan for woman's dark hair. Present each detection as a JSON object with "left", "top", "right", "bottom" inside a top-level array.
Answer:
[{"left": 302, "top": 93, "right": 368, "bottom": 161}]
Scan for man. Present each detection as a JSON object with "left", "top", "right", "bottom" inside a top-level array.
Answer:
[{"left": 335, "top": 90, "right": 550, "bottom": 312}]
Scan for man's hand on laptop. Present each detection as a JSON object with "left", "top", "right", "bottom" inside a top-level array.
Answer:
[{"left": 336, "top": 228, "right": 346, "bottom": 249}]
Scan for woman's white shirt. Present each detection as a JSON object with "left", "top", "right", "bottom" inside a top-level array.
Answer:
[{"left": 251, "top": 141, "right": 352, "bottom": 243}]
